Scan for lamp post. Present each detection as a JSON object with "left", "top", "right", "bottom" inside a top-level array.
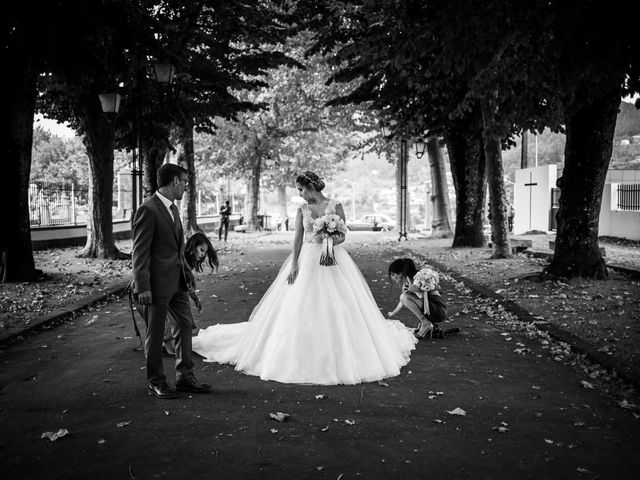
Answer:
[
  {"left": 398, "top": 138, "right": 408, "bottom": 241},
  {"left": 380, "top": 120, "right": 408, "bottom": 241},
  {"left": 131, "top": 61, "right": 176, "bottom": 216},
  {"left": 98, "top": 92, "right": 121, "bottom": 114},
  {"left": 414, "top": 139, "right": 426, "bottom": 159}
]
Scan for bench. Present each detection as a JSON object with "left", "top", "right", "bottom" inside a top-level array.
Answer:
[
  {"left": 549, "top": 241, "right": 606, "bottom": 257},
  {"left": 485, "top": 235, "right": 532, "bottom": 253},
  {"left": 234, "top": 225, "right": 248, "bottom": 233}
]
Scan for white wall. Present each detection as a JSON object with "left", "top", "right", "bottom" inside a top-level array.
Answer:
[
  {"left": 513, "top": 165, "right": 557, "bottom": 234},
  {"left": 599, "top": 171, "right": 640, "bottom": 240}
]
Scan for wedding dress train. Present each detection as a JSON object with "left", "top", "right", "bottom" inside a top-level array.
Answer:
[{"left": 192, "top": 200, "right": 417, "bottom": 385}]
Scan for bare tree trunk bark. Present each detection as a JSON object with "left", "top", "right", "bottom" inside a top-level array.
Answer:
[
  {"left": 481, "top": 99, "right": 511, "bottom": 259},
  {"left": 277, "top": 184, "right": 288, "bottom": 219},
  {"left": 547, "top": 87, "right": 620, "bottom": 279},
  {"left": 445, "top": 113, "right": 487, "bottom": 248},
  {"left": 176, "top": 117, "right": 200, "bottom": 238},
  {"left": 78, "top": 95, "right": 127, "bottom": 259},
  {"left": 141, "top": 136, "right": 167, "bottom": 201},
  {"left": 3, "top": 36, "right": 39, "bottom": 281},
  {"left": 426, "top": 136, "right": 453, "bottom": 238},
  {"left": 244, "top": 152, "right": 261, "bottom": 231}
]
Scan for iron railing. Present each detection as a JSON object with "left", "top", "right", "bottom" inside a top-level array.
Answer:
[
  {"left": 617, "top": 184, "right": 640, "bottom": 211},
  {"left": 29, "top": 181, "right": 89, "bottom": 226}
]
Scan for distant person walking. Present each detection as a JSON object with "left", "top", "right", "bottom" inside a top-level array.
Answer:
[
  {"left": 507, "top": 202, "right": 515, "bottom": 233},
  {"left": 219, "top": 200, "right": 231, "bottom": 242}
]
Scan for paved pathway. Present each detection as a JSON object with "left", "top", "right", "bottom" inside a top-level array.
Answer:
[{"left": 1, "top": 234, "right": 638, "bottom": 479}]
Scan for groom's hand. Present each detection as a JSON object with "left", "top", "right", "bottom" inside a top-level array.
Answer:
[{"left": 138, "top": 290, "right": 152, "bottom": 306}]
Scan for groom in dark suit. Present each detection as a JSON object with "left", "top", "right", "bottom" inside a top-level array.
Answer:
[{"left": 132, "top": 163, "right": 211, "bottom": 399}]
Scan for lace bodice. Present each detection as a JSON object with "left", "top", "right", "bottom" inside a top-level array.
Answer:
[{"left": 301, "top": 199, "right": 338, "bottom": 243}]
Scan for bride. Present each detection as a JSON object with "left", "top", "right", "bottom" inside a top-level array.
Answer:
[{"left": 192, "top": 171, "right": 417, "bottom": 385}]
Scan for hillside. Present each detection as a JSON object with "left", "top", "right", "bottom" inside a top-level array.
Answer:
[{"left": 502, "top": 99, "right": 640, "bottom": 178}]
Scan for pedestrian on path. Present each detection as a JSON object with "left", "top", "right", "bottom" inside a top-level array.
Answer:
[
  {"left": 218, "top": 200, "right": 231, "bottom": 242},
  {"left": 387, "top": 258, "right": 447, "bottom": 339},
  {"left": 162, "top": 232, "right": 218, "bottom": 356},
  {"left": 132, "top": 163, "right": 212, "bottom": 399}
]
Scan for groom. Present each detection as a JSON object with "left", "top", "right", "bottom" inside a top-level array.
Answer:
[{"left": 132, "top": 163, "right": 211, "bottom": 399}]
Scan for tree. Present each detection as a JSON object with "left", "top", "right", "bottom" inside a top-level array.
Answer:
[
  {"left": 4, "top": 1, "right": 87, "bottom": 280},
  {"left": 426, "top": 136, "right": 453, "bottom": 238},
  {"left": 301, "top": 0, "right": 493, "bottom": 247},
  {"left": 303, "top": 0, "right": 640, "bottom": 276},
  {"left": 31, "top": 127, "right": 89, "bottom": 185},
  {"left": 195, "top": 33, "right": 358, "bottom": 229}
]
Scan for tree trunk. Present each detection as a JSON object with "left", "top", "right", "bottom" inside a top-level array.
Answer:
[
  {"left": 176, "top": 117, "right": 200, "bottom": 238},
  {"left": 547, "top": 89, "right": 621, "bottom": 279},
  {"left": 3, "top": 37, "right": 39, "bottom": 282},
  {"left": 481, "top": 100, "right": 511, "bottom": 259},
  {"left": 244, "top": 152, "right": 261, "bottom": 231},
  {"left": 520, "top": 129, "right": 529, "bottom": 169},
  {"left": 78, "top": 95, "right": 127, "bottom": 259},
  {"left": 426, "top": 136, "right": 453, "bottom": 238},
  {"left": 445, "top": 114, "right": 487, "bottom": 248},
  {"left": 141, "top": 136, "right": 167, "bottom": 201},
  {"left": 277, "top": 184, "right": 288, "bottom": 220}
]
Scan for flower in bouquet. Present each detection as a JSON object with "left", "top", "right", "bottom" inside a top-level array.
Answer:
[
  {"left": 312, "top": 214, "right": 348, "bottom": 266},
  {"left": 412, "top": 266, "right": 440, "bottom": 292}
]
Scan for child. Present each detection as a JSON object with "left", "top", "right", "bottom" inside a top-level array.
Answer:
[
  {"left": 163, "top": 232, "right": 219, "bottom": 355},
  {"left": 387, "top": 258, "right": 447, "bottom": 339}
]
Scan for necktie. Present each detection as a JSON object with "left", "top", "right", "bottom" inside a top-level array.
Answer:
[{"left": 170, "top": 203, "right": 180, "bottom": 229}]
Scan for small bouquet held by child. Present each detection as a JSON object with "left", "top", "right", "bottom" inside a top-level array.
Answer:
[
  {"left": 312, "top": 214, "right": 348, "bottom": 266},
  {"left": 412, "top": 265, "right": 440, "bottom": 293}
]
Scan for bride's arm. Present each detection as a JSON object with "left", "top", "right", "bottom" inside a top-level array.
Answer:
[
  {"left": 287, "top": 208, "right": 304, "bottom": 284},
  {"left": 334, "top": 203, "right": 347, "bottom": 246}
]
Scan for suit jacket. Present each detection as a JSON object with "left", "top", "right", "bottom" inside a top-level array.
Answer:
[{"left": 132, "top": 194, "right": 188, "bottom": 298}]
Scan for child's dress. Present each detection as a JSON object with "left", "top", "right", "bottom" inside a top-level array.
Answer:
[{"left": 193, "top": 199, "right": 417, "bottom": 385}]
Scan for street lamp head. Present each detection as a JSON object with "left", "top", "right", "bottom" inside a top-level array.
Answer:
[
  {"left": 98, "top": 92, "right": 122, "bottom": 114},
  {"left": 414, "top": 139, "right": 426, "bottom": 159},
  {"left": 153, "top": 63, "right": 176, "bottom": 84}
]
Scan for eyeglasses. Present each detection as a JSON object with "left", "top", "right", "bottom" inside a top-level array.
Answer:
[{"left": 177, "top": 177, "right": 190, "bottom": 187}]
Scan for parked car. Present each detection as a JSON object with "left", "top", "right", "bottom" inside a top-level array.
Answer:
[{"left": 346, "top": 214, "right": 396, "bottom": 231}]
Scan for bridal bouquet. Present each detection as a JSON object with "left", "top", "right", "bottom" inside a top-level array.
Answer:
[
  {"left": 412, "top": 266, "right": 440, "bottom": 292},
  {"left": 312, "top": 214, "right": 348, "bottom": 266}
]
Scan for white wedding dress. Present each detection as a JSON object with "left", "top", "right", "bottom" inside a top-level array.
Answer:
[{"left": 192, "top": 199, "right": 417, "bottom": 385}]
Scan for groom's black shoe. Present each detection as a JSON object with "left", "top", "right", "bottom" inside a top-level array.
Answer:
[
  {"left": 148, "top": 383, "right": 178, "bottom": 399},
  {"left": 175, "top": 376, "right": 212, "bottom": 393}
]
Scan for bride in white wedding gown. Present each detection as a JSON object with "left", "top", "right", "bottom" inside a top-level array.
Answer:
[{"left": 192, "top": 171, "right": 417, "bottom": 385}]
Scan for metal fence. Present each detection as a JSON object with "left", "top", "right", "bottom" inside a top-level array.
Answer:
[
  {"left": 617, "top": 184, "right": 640, "bottom": 211},
  {"left": 29, "top": 182, "right": 89, "bottom": 226}
]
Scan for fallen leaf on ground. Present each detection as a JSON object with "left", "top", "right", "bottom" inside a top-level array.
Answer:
[
  {"left": 116, "top": 421, "right": 131, "bottom": 428},
  {"left": 269, "top": 412, "right": 289, "bottom": 422},
  {"left": 446, "top": 407, "right": 466, "bottom": 416},
  {"left": 619, "top": 399, "right": 637, "bottom": 410},
  {"left": 41, "top": 429, "right": 69, "bottom": 441}
]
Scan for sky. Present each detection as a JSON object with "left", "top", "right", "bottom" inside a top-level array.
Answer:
[
  {"left": 34, "top": 94, "right": 639, "bottom": 140},
  {"left": 34, "top": 115, "right": 76, "bottom": 138}
]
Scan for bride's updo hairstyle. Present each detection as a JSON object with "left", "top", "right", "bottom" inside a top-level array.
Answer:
[{"left": 296, "top": 171, "right": 325, "bottom": 191}]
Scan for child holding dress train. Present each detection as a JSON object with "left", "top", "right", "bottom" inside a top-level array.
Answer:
[{"left": 387, "top": 258, "right": 447, "bottom": 339}]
